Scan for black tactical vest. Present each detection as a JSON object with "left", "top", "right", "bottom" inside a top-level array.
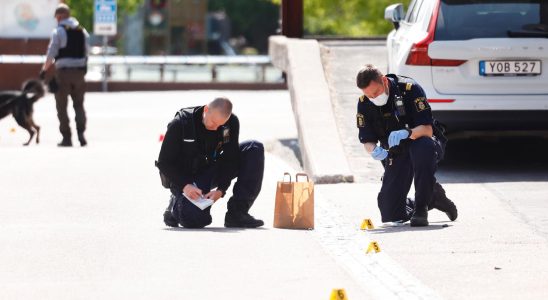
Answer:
[
  {"left": 176, "top": 107, "right": 231, "bottom": 174},
  {"left": 56, "top": 25, "right": 86, "bottom": 60},
  {"left": 364, "top": 75, "right": 411, "bottom": 148}
]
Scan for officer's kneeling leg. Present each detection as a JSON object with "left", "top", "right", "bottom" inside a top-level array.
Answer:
[
  {"left": 409, "top": 137, "right": 437, "bottom": 210},
  {"left": 173, "top": 194, "right": 212, "bottom": 229},
  {"left": 227, "top": 140, "right": 265, "bottom": 214}
]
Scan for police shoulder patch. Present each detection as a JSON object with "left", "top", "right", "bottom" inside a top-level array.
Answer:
[
  {"left": 222, "top": 127, "right": 230, "bottom": 143},
  {"left": 359, "top": 95, "right": 366, "bottom": 103},
  {"left": 356, "top": 113, "right": 365, "bottom": 128},
  {"left": 406, "top": 82, "right": 413, "bottom": 91},
  {"left": 414, "top": 97, "right": 430, "bottom": 112}
]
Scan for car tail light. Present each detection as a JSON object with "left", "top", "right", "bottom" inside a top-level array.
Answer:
[{"left": 405, "top": 1, "right": 466, "bottom": 67}]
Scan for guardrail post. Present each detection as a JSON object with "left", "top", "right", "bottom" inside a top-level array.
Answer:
[
  {"left": 126, "top": 67, "right": 132, "bottom": 81},
  {"left": 211, "top": 65, "right": 218, "bottom": 82},
  {"left": 260, "top": 65, "right": 266, "bottom": 82},
  {"left": 159, "top": 64, "right": 165, "bottom": 82}
]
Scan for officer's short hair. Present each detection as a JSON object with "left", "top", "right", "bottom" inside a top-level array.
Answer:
[
  {"left": 356, "top": 64, "right": 383, "bottom": 89},
  {"left": 209, "top": 97, "right": 232, "bottom": 117},
  {"left": 55, "top": 4, "right": 71, "bottom": 17}
]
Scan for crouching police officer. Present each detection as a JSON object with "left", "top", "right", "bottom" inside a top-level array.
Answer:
[
  {"left": 356, "top": 65, "right": 457, "bottom": 226},
  {"left": 156, "top": 97, "right": 264, "bottom": 228}
]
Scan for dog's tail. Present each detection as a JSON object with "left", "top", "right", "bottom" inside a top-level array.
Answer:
[{"left": 21, "top": 79, "right": 45, "bottom": 102}]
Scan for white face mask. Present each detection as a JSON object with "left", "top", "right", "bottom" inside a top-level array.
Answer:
[{"left": 370, "top": 92, "right": 388, "bottom": 106}]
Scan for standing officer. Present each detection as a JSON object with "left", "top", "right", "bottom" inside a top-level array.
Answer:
[
  {"left": 356, "top": 64, "right": 457, "bottom": 226},
  {"left": 156, "top": 97, "right": 265, "bottom": 228},
  {"left": 40, "top": 4, "right": 89, "bottom": 147}
]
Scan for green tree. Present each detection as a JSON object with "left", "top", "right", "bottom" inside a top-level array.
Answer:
[
  {"left": 272, "top": 0, "right": 411, "bottom": 36},
  {"left": 63, "top": 0, "right": 142, "bottom": 31},
  {"left": 208, "top": 0, "right": 279, "bottom": 53}
]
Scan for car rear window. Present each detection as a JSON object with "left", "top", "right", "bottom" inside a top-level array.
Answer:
[{"left": 435, "top": 0, "right": 548, "bottom": 40}]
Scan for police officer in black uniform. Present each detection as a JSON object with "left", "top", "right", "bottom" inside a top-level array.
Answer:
[
  {"left": 356, "top": 64, "right": 457, "bottom": 226},
  {"left": 156, "top": 97, "right": 265, "bottom": 228}
]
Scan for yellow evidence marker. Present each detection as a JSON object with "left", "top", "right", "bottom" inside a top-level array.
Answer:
[
  {"left": 360, "top": 219, "right": 374, "bottom": 230},
  {"left": 366, "top": 241, "right": 381, "bottom": 254},
  {"left": 330, "top": 288, "right": 348, "bottom": 300}
]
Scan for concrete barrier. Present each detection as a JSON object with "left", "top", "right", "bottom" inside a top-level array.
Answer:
[{"left": 269, "top": 36, "right": 354, "bottom": 184}]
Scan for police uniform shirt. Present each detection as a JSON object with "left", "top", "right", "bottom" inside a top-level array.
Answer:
[
  {"left": 157, "top": 106, "right": 240, "bottom": 193},
  {"left": 356, "top": 75, "right": 433, "bottom": 145}
]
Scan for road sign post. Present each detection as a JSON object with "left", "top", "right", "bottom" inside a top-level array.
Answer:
[{"left": 94, "top": 0, "right": 117, "bottom": 92}]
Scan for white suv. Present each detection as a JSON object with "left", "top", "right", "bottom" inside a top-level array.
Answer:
[{"left": 384, "top": 0, "right": 548, "bottom": 133}]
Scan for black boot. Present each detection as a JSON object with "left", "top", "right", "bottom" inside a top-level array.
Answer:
[
  {"left": 431, "top": 183, "right": 458, "bottom": 221},
  {"left": 163, "top": 195, "right": 178, "bottom": 228},
  {"left": 225, "top": 211, "right": 264, "bottom": 228},
  {"left": 57, "top": 136, "right": 72, "bottom": 147},
  {"left": 410, "top": 207, "right": 429, "bottom": 227},
  {"left": 77, "top": 131, "right": 87, "bottom": 147}
]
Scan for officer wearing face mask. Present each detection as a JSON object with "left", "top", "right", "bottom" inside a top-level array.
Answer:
[{"left": 356, "top": 64, "right": 457, "bottom": 226}]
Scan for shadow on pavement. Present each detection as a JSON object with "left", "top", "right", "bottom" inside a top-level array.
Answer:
[
  {"left": 369, "top": 224, "right": 452, "bottom": 234},
  {"left": 162, "top": 227, "right": 268, "bottom": 233},
  {"left": 438, "top": 136, "right": 548, "bottom": 183}
]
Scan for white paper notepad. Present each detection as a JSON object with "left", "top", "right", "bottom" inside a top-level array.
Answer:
[{"left": 183, "top": 193, "right": 214, "bottom": 210}]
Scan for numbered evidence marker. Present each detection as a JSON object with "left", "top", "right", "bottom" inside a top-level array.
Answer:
[
  {"left": 360, "top": 218, "right": 374, "bottom": 230},
  {"left": 366, "top": 241, "right": 381, "bottom": 254},
  {"left": 330, "top": 288, "right": 348, "bottom": 300}
]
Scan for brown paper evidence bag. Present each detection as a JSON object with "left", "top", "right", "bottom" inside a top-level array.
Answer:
[{"left": 273, "top": 173, "right": 314, "bottom": 229}]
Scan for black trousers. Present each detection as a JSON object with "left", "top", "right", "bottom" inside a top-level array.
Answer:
[
  {"left": 169, "top": 140, "right": 264, "bottom": 228},
  {"left": 377, "top": 137, "right": 444, "bottom": 222}
]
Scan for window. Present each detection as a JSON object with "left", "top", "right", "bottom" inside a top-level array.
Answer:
[
  {"left": 435, "top": 0, "right": 548, "bottom": 40},
  {"left": 408, "top": 0, "right": 425, "bottom": 24}
]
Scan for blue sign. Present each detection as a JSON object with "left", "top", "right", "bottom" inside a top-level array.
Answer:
[{"left": 94, "top": 0, "right": 117, "bottom": 35}]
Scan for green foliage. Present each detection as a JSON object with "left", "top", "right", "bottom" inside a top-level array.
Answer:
[
  {"left": 63, "top": 0, "right": 142, "bottom": 31},
  {"left": 272, "top": 0, "right": 411, "bottom": 36},
  {"left": 208, "top": 0, "right": 279, "bottom": 53}
]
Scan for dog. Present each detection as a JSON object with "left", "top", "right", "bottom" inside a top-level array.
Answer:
[{"left": 0, "top": 79, "right": 45, "bottom": 146}]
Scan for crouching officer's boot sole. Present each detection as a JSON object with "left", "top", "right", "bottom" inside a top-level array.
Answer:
[
  {"left": 410, "top": 208, "right": 429, "bottom": 227},
  {"left": 432, "top": 183, "right": 458, "bottom": 221},
  {"left": 225, "top": 212, "right": 264, "bottom": 228},
  {"left": 163, "top": 211, "right": 179, "bottom": 228}
]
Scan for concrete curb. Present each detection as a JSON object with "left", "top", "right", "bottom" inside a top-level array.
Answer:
[{"left": 269, "top": 36, "right": 354, "bottom": 184}]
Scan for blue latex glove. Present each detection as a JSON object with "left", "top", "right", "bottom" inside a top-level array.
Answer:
[
  {"left": 388, "top": 129, "right": 410, "bottom": 148},
  {"left": 371, "top": 146, "right": 388, "bottom": 161}
]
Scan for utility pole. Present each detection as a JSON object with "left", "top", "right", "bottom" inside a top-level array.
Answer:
[{"left": 281, "top": 0, "right": 303, "bottom": 38}]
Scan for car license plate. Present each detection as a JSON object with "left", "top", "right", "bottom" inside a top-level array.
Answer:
[{"left": 480, "top": 60, "right": 541, "bottom": 76}]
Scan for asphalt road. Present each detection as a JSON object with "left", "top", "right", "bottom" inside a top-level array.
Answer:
[
  {"left": 0, "top": 91, "right": 371, "bottom": 299},
  {"left": 319, "top": 40, "right": 548, "bottom": 299}
]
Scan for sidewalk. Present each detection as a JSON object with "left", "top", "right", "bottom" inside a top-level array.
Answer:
[
  {"left": 269, "top": 37, "right": 548, "bottom": 299},
  {"left": 0, "top": 91, "right": 370, "bottom": 299}
]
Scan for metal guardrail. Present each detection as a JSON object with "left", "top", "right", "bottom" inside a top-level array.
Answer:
[
  {"left": 0, "top": 54, "right": 271, "bottom": 65},
  {"left": 0, "top": 55, "right": 274, "bottom": 83}
]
